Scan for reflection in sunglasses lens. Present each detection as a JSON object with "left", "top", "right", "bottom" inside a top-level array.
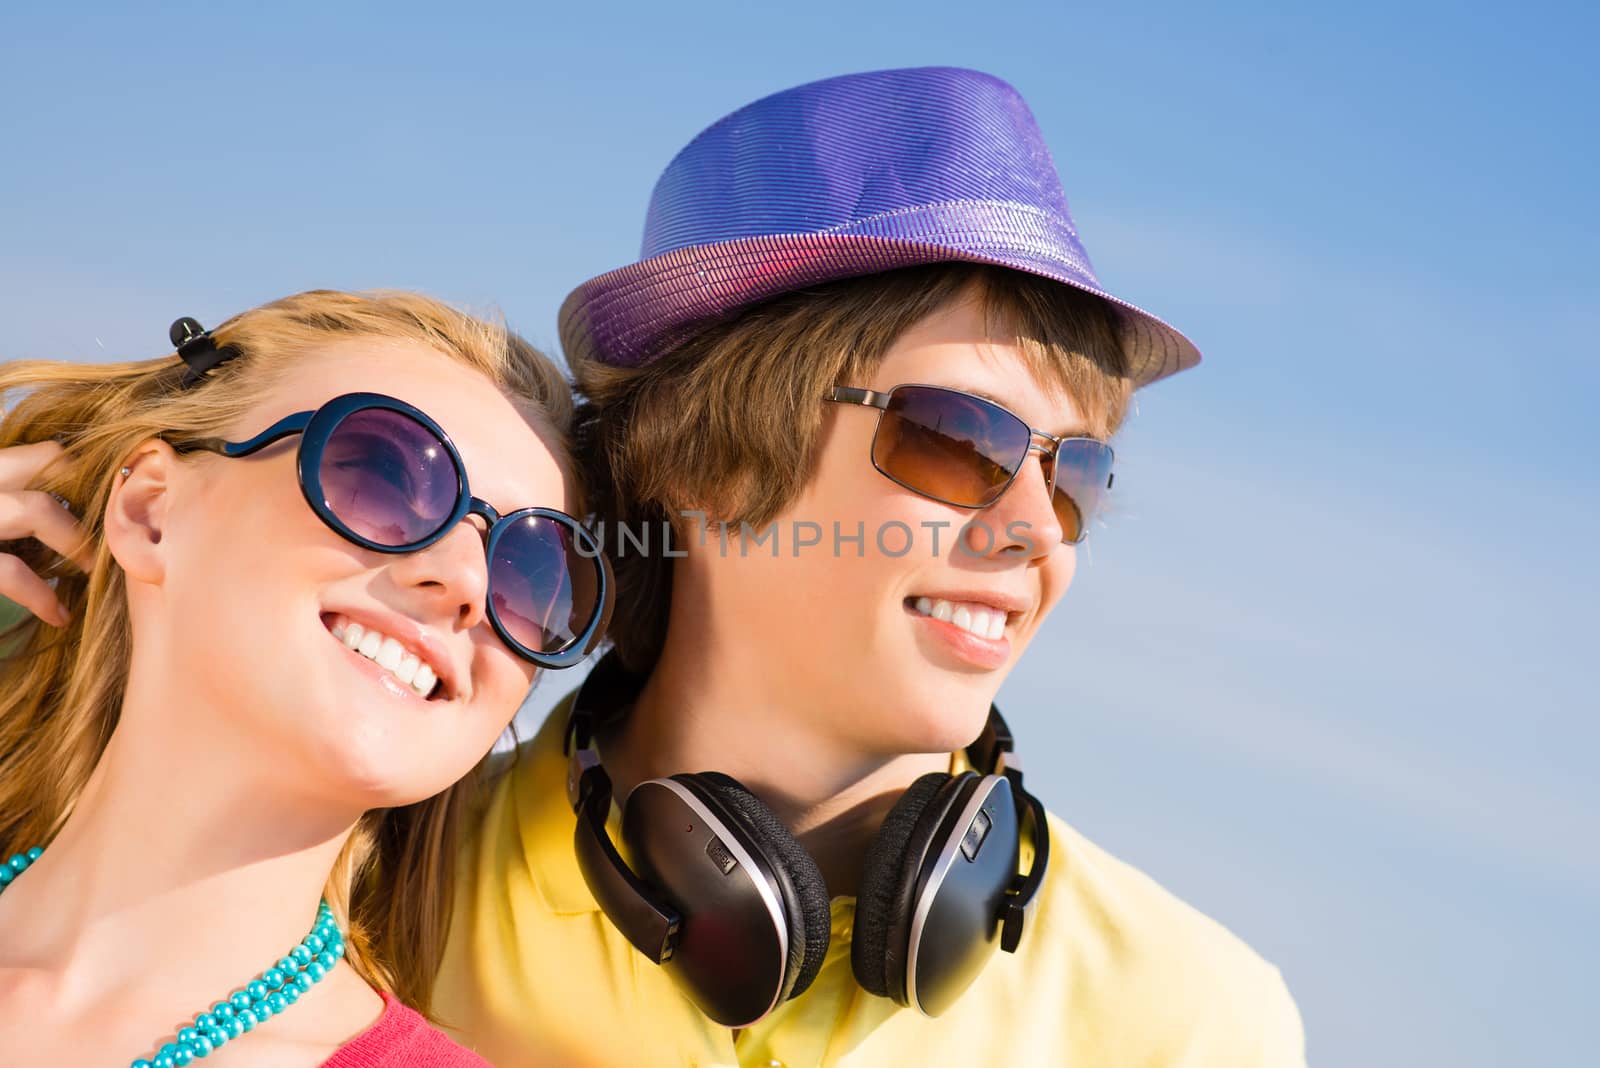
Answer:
[
  {"left": 490, "top": 515, "right": 595, "bottom": 656},
  {"left": 320, "top": 409, "right": 460, "bottom": 546},
  {"left": 875, "top": 387, "right": 1030, "bottom": 508},
  {"left": 1050, "top": 439, "right": 1113, "bottom": 545}
]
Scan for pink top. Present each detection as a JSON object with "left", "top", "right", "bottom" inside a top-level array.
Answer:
[{"left": 321, "top": 992, "right": 490, "bottom": 1067}]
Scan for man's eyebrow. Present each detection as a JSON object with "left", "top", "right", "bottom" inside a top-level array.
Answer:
[{"left": 953, "top": 384, "right": 1011, "bottom": 407}]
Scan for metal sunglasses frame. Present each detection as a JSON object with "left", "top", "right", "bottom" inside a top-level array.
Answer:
[
  {"left": 174, "top": 391, "right": 611, "bottom": 669},
  {"left": 824, "top": 384, "right": 1114, "bottom": 545}
]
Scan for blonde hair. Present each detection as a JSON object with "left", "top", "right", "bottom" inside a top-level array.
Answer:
[
  {"left": 0, "top": 289, "right": 573, "bottom": 1017},
  {"left": 573, "top": 262, "right": 1134, "bottom": 671}
]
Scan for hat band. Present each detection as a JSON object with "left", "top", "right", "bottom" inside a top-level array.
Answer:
[{"left": 566, "top": 199, "right": 1105, "bottom": 366}]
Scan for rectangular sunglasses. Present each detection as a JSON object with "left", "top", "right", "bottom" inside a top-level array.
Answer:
[
  {"left": 826, "top": 384, "right": 1114, "bottom": 545},
  {"left": 173, "top": 392, "right": 611, "bottom": 669}
]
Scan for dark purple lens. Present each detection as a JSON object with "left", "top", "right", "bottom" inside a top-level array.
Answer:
[
  {"left": 489, "top": 514, "right": 599, "bottom": 656},
  {"left": 874, "top": 386, "right": 1032, "bottom": 507},
  {"left": 318, "top": 408, "right": 461, "bottom": 546}
]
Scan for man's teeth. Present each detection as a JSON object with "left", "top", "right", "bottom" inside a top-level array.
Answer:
[
  {"left": 329, "top": 618, "right": 439, "bottom": 698},
  {"left": 913, "top": 597, "right": 1007, "bottom": 641}
]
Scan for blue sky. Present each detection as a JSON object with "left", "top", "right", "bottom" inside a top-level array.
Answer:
[{"left": 2, "top": 2, "right": 1594, "bottom": 1063}]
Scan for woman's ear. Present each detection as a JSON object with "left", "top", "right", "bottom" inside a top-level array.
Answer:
[{"left": 104, "top": 439, "right": 180, "bottom": 586}]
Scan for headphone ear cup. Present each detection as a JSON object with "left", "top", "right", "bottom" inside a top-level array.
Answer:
[
  {"left": 682, "top": 771, "right": 833, "bottom": 1001},
  {"left": 851, "top": 771, "right": 967, "bottom": 1001}
]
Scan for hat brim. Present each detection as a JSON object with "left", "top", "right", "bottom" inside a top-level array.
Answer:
[{"left": 559, "top": 222, "right": 1200, "bottom": 388}]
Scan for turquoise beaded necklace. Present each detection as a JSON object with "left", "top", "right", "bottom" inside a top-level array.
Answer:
[{"left": 1, "top": 846, "right": 348, "bottom": 1068}]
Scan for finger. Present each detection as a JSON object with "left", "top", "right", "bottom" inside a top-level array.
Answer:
[
  {"left": 0, "top": 442, "right": 90, "bottom": 569},
  {"left": 0, "top": 490, "right": 93, "bottom": 571},
  {"left": 0, "top": 440, "right": 73, "bottom": 491},
  {"left": 0, "top": 554, "right": 70, "bottom": 627}
]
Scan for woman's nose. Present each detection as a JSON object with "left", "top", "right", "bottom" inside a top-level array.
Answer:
[{"left": 384, "top": 519, "right": 489, "bottom": 630}]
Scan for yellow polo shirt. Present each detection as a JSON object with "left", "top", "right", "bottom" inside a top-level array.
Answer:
[{"left": 433, "top": 697, "right": 1306, "bottom": 1067}]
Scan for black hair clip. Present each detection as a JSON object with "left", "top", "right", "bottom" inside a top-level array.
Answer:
[{"left": 170, "top": 317, "right": 242, "bottom": 389}]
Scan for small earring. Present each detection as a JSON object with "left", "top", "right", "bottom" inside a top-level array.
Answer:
[{"left": 120, "top": 466, "right": 132, "bottom": 478}]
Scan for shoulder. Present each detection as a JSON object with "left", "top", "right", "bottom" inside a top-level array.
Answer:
[
  {"left": 1023, "top": 811, "right": 1306, "bottom": 1066},
  {"left": 457, "top": 689, "right": 575, "bottom": 859},
  {"left": 442, "top": 687, "right": 593, "bottom": 931},
  {"left": 322, "top": 993, "right": 493, "bottom": 1067},
  {"left": 1039, "top": 811, "right": 1267, "bottom": 970},
  {"left": 481, "top": 688, "right": 576, "bottom": 792}
]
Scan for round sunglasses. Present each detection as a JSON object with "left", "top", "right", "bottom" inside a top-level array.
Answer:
[
  {"left": 825, "top": 384, "right": 1114, "bottom": 545},
  {"left": 175, "top": 392, "right": 611, "bottom": 669}
]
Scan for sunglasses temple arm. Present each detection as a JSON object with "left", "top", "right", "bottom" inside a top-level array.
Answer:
[
  {"left": 185, "top": 412, "right": 313, "bottom": 458},
  {"left": 825, "top": 386, "right": 891, "bottom": 408}
]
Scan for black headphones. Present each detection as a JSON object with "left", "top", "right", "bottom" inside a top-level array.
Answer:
[{"left": 563, "top": 651, "right": 1051, "bottom": 1027}]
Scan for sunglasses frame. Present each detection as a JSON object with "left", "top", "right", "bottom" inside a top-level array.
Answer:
[
  {"left": 176, "top": 391, "right": 611, "bottom": 669},
  {"left": 825, "top": 384, "right": 1114, "bottom": 546}
]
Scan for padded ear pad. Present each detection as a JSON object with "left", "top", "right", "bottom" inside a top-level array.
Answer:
[
  {"left": 674, "top": 771, "right": 833, "bottom": 1001},
  {"left": 851, "top": 771, "right": 973, "bottom": 1002}
]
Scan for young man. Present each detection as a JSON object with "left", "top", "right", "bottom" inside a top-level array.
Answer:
[{"left": 432, "top": 68, "right": 1306, "bottom": 1065}]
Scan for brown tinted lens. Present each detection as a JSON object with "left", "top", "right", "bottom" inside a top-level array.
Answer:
[
  {"left": 874, "top": 386, "right": 1032, "bottom": 507},
  {"left": 1050, "top": 438, "right": 1115, "bottom": 544}
]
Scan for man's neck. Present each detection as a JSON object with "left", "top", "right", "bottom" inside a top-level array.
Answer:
[{"left": 594, "top": 629, "right": 949, "bottom": 895}]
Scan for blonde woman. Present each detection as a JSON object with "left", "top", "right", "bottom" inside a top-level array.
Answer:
[{"left": 0, "top": 291, "right": 609, "bottom": 1066}]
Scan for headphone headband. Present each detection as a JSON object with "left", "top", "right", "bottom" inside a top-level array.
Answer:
[{"left": 565, "top": 733, "right": 682, "bottom": 963}]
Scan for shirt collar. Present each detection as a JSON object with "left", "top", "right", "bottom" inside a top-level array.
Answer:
[{"left": 513, "top": 687, "right": 608, "bottom": 914}]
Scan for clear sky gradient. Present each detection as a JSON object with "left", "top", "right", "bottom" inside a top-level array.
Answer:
[{"left": 2, "top": 3, "right": 1594, "bottom": 1064}]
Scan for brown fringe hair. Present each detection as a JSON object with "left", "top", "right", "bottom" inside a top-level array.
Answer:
[
  {"left": 0, "top": 289, "right": 573, "bottom": 1018},
  {"left": 572, "top": 262, "right": 1133, "bottom": 673}
]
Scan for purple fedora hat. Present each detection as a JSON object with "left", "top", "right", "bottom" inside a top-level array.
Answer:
[{"left": 559, "top": 66, "right": 1200, "bottom": 387}]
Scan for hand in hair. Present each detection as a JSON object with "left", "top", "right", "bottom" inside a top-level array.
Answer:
[{"left": 0, "top": 441, "right": 92, "bottom": 627}]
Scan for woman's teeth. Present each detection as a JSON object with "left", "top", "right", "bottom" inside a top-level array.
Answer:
[
  {"left": 328, "top": 618, "right": 439, "bottom": 698},
  {"left": 912, "top": 597, "right": 1007, "bottom": 641}
]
